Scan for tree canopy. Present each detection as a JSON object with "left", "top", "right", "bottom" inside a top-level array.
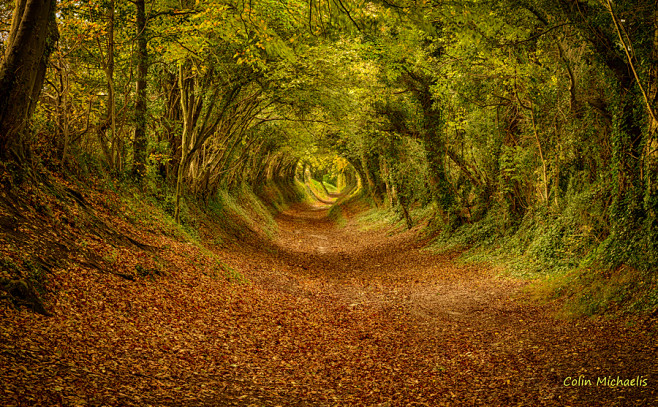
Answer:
[{"left": 1, "top": 0, "right": 657, "bottom": 271}]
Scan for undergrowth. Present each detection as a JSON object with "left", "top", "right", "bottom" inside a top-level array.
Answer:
[
  {"left": 423, "top": 184, "right": 658, "bottom": 318},
  {"left": 258, "top": 179, "right": 310, "bottom": 212},
  {"left": 327, "top": 187, "right": 366, "bottom": 226},
  {"left": 526, "top": 265, "right": 658, "bottom": 318},
  {"left": 354, "top": 199, "right": 434, "bottom": 233},
  {"left": 304, "top": 178, "right": 333, "bottom": 203}
]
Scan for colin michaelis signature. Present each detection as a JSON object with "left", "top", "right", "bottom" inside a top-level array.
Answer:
[{"left": 563, "top": 375, "right": 648, "bottom": 387}]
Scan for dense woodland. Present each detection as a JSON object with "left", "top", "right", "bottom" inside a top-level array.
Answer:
[
  {"left": 1, "top": 0, "right": 658, "bottom": 405},
  {"left": 2, "top": 0, "right": 658, "bottom": 274}
]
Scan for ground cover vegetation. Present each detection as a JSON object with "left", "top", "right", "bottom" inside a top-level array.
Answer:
[{"left": 1, "top": 0, "right": 658, "bottom": 405}]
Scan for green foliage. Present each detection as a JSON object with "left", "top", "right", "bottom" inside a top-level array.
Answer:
[
  {"left": 7, "top": 0, "right": 658, "bottom": 319},
  {"left": 427, "top": 209, "right": 501, "bottom": 256},
  {"left": 206, "top": 260, "right": 248, "bottom": 284},
  {"left": 528, "top": 265, "right": 658, "bottom": 318}
]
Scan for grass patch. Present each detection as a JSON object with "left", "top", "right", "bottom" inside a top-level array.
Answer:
[
  {"left": 308, "top": 178, "right": 332, "bottom": 201},
  {"left": 327, "top": 188, "right": 368, "bottom": 227},
  {"left": 327, "top": 204, "right": 347, "bottom": 227},
  {"left": 409, "top": 203, "right": 435, "bottom": 226},
  {"left": 224, "top": 267, "right": 249, "bottom": 284},
  {"left": 526, "top": 265, "right": 658, "bottom": 318},
  {"left": 422, "top": 193, "right": 658, "bottom": 318},
  {"left": 205, "top": 260, "right": 249, "bottom": 284},
  {"left": 258, "top": 180, "right": 310, "bottom": 212},
  {"left": 357, "top": 207, "right": 400, "bottom": 231},
  {"left": 323, "top": 181, "right": 338, "bottom": 194},
  {"left": 204, "top": 184, "right": 282, "bottom": 241},
  {"left": 426, "top": 203, "right": 600, "bottom": 277}
]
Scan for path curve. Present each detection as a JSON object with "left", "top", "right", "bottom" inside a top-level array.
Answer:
[
  {"left": 5, "top": 200, "right": 655, "bottom": 406},
  {"left": 221, "top": 202, "right": 657, "bottom": 406}
]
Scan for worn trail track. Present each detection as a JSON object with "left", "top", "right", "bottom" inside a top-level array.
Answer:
[
  {"left": 1, "top": 200, "right": 657, "bottom": 406},
  {"left": 222, "top": 202, "right": 657, "bottom": 406}
]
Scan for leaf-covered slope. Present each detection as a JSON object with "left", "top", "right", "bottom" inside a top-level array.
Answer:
[{"left": 1, "top": 176, "right": 657, "bottom": 406}]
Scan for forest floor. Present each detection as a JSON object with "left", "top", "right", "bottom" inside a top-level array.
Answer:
[{"left": 1, "top": 185, "right": 657, "bottom": 406}]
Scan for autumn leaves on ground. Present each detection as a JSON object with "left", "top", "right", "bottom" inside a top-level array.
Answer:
[{"left": 1, "top": 179, "right": 656, "bottom": 407}]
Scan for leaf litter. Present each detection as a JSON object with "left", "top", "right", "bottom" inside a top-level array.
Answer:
[{"left": 1, "top": 185, "right": 657, "bottom": 406}]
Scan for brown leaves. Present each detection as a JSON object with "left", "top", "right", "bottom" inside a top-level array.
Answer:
[{"left": 1, "top": 187, "right": 657, "bottom": 406}]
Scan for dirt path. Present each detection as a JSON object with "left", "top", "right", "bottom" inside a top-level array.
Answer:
[
  {"left": 1, "top": 200, "right": 656, "bottom": 406},
  {"left": 220, "top": 202, "right": 658, "bottom": 406}
]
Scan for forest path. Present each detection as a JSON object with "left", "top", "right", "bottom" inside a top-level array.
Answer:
[
  {"left": 269, "top": 202, "right": 511, "bottom": 323},
  {"left": 220, "top": 202, "right": 658, "bottom": 406},
  {"left": 2, "top": 200, "right": 656, "bottom": 406}
]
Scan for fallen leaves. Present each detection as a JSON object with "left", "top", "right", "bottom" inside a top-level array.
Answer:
[{"left": 1, "top": 187, "right": 657, "bottom": 406}]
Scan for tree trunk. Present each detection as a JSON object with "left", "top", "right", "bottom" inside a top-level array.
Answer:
[
  {"left": 132, "top": 0, "right": 148, "bottom": 178},
  {"left": 647, "top": 7, "right": 658, "bottom": 209},
  {"left": 360, "top": 150, "right": 381, "bottom": 205},
  {"left": 175, "top": 62, "right": 192, "bottom": 224},
  {"left": 415, "top": 84, "right": 455, "bottom": 224},
  {"left": 106, "top": 0, "right": 118, "bottom": 170},
  {"left": 0, "top": 0, "right": 59, "bottom": 161}
]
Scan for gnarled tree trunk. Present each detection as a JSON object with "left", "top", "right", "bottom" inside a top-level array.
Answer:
[{"left": 0, "top": 0, "right": 59, "bottom": 161}]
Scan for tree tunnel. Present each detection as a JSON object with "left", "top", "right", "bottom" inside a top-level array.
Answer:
[{"left": 1, "top": 0, "right": 657, "bottom": 268}]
